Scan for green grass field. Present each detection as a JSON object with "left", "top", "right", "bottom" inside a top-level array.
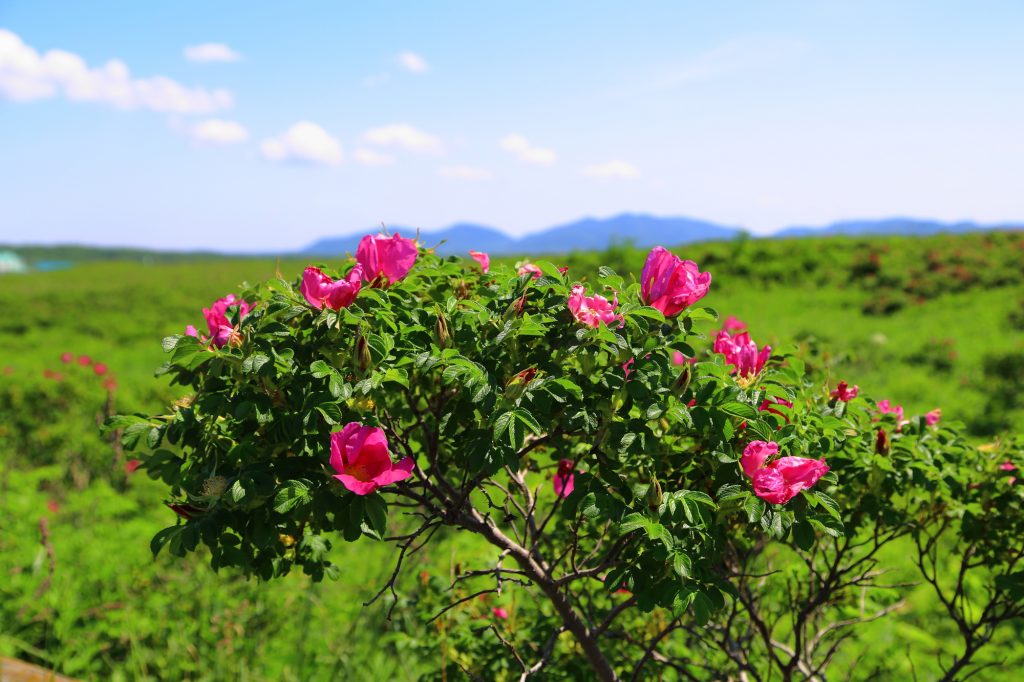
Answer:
[{"left": 1, "top": 232, "right": 1022, "bottom": 680}]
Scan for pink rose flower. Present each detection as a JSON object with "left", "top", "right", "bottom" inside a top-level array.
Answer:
[
  {"left": 356, "top": 232, "right": 418, "bottom": 285},
  {"left": 330, "top": 422, "right": 415, "bottom": 496},
  {"left": 830, "top": 381, "right": 859, "bottom": 402},
  {"left": 77, "top": 355, "right": 92, "bottom": 366},
  {"left": 714, "top": 330, "right": 771, "bottom": 378},
  {"left": 60, "top": 352, "right": 73, "bottom": 364},
  {"left": 877, "top": 399, "right": 904, "bottom": 421},
  {"left": 568, "top": 284, "right": 622, "bottom": 328},
  {"left": 517, "top": 263, "right": 542, "bottom": 279},
  {"left": 93, "top": 363, "right": 108, "bottom": 376},
  {"left": 554, "top": 459, "right": 575, "bottom": 498},
  {"left": 999, "top": 461, "right": 1017, "bottom": 472},
  {"left": 492, "top": 607, "right": 509, "bottom": 620},
  {"left": 469, "top": 250, "right": 490, "bottom": 273},
  {"left": 722, "top": 316, "right": 747, "bottom": 333},
  {"left": 124, "top": 459, "right": 141, "bottom": 474},
  {"left": 301, "top": 265, "right": 363, "bottom": 310},
  {"left": 189, "top": 294, "right": 252, "bottom": 348},
  {"left": 639, "top": 246, "right": 711, "bottom": 317},
  {"left": 925, "top": 408, "right": 941, "bottom": 426},
  {"left": 741, "top": 440, "right": 828, "bottom": 505}
]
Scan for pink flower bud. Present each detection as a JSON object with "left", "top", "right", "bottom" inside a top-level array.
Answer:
[{"left": 639, "top": 246, "right": 711, "bottom": 317}]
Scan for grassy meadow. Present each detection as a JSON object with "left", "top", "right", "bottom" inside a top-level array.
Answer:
[{"left": 1, "top": 231, "right": 1022, "bottom": 680}]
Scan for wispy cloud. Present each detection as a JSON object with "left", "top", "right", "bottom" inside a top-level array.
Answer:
[
  {"left": 582, "top": 160, "right": 640, "bottom": 180},
  {"left": 631, "top": 36, "right": 809, "bottom": 92},
  {"left": 499, "top": 134, "right": 557, "bottom": 166},
  {"left": 438, "top": 165, "right": 492, "bottom": 181},
  {"left": 183, "top": 43, "right": 242, "bottom": 63},
  {"left": 396, "top": 51, "right": 429, "bottom": 73},
  {"left": 261, "top": 121, "right": 343, "bottom": 166},
  {"left": 363, "top": 123, "right": 443, "bottom": 154},
  {"left": 353, "top": 148, "right": 395, "bottom": 167},
  {"left": 0, "top": 29, "right": 233, "bottom": 113},
  {"left": 188, "top": 118, "right": 249, "bottom": 145}
]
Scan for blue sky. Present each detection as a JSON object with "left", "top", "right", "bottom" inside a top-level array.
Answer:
[{"left": 1, "top": 1, "right": 1022, "bottom": 251}]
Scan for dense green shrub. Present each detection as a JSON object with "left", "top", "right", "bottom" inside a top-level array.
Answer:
[{"left": 113, "top": 235, "right": 1024, "bottom": 680}]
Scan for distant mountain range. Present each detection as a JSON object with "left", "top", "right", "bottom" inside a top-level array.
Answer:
[{"left": 302, "top": 213, "right": 1022, "bottom": 256}]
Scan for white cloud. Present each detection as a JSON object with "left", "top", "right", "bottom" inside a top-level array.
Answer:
[
  {"left": 353, "top": 148, "right": 395, "bottom": 167},
  {"left": 582, "top": 160, "right": 640, "bottom": 180},
  {"left": 396, "top": 51, "right": 429, "bottom": 73},
  {"left": 499, "top": 134, "right": 557, "bottom": 166},
  {"left": 0, "top": 29, "right": 232, "bottom": 113},
  {"left": 260, "top": 122, "right": 343, "bottom": 166},
  {"left": 362, "top": 123, "right": 443, "bottom": 154},
  {"left": 189, "top": 118, "right": 249, "bottom": 145},
  {"left": 183, "top": 43, "right": 242, "bottom": 63},
  {"left": 438, "top": 165, "right": 492, "bottom": 181}
]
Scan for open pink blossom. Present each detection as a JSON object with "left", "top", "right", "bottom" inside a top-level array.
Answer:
[
  {"left": 492, "top": 607, "right": 509, "bottom": 620},
  {"left": 722, "top": 316, "right": 747, "bottom": 333},
  {"left": 60, "top": 352, "right": 73, "bottom": 364},
  {"left": 877, "top": 399, "right": 904, "bottom": 421},
  {"left": 925, "top": 408, "right": 942, "bottom": 426},
  {"left": 553, "top": 459, "right": 576, "bottom": 498},
  {"left": 301, "top": 265, "right": 363, "bottom": 310},
  {"left": 714, "top": 330, "right": 771, "bottom": 378},
  {"left": 741, "top": 440, "right": 828, "bottom": 505},
  {"left": 77, "top": 355, "right": 92, "bottom": 366},
  {"left": 330, "top": 422, "right": 414, "bottom": 496},
  {"left": 831, "top": 381, "right": 859, "bottom": 402},
  {"left": 187, "top": 294, "right": 252, "bottom": 348},
  {"left": 568, "top": 284, "right": 622, "bottom": 328},
  {"left": 639, "top": 246, "right": 711, "bottom": 317},
  {"left": 93, "top": 363, "right": 108, "bottom": 376},
  {"left": 518, "top": 263, "right": 542, "bottom": 279},
  {"left": 356, "top": 232, "right": 418, "bottom": 285},
  {"left": 1000, "top": 461, "right": 1017, "bottom": 472},
  {"left": 469, "top": 250, "right": 490, "bottom": 273}
]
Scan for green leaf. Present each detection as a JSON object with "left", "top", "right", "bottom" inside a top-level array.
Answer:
[
  {"left": 719, "top": 401, "right": 760, "bottom": 420},
  {"left": 673, "top": 552, "right": 693, "bottom": 579},
  {"left": 815, "top": 492, "right": 841, "bottom": 520},
  {"left": 243, "top": 353, "right": 271, "bottom": 374},
  {"left": 793, "top": 520, "right": 815, "bottom": 551},
  {"left": 309, "top": 360, "right": 334, "bottom": 378},
  {"left": 619, "top": 512, "right": 648, "bottom": 534},
  {"left": 364, "top": 495, "right": 388, "bottom": 536},
  {"left": 274, "top": 479, "right": 312, "bottom": 514}
]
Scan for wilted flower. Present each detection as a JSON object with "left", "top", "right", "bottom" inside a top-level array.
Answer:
[
  {"left": 830, "top": 381, "right": 859, "bottom": 402},
  {"left": 875, "top": 428, "right": 890, "bottom": 455},
  {"left": 568, "top": 284, "right": 622, "bottom": 328},
  {"left": 639, "top": 246, "right": 711, "bottom": 317},
  {"left": 714, "top": 330, "right": 771, "bottom": 379},
  {"left": 554, "top": 459, "right": 575, "bottom": 498},
  {"left": 469, "top": 250, "right": 490, "bottom": 273},
  {"left": 301, "top": 265, "right": 363, "bottom": 310},
  {"left": 330, "top": 422, "right": 414, "bottom": 496},
  {"left": 741, "top": 440, "right": 828, "bottom": 505},
  {"left": 356, "top": 232, "right": 418, "bottom": 285}
]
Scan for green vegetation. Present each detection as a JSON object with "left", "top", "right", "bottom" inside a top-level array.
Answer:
[{"left": 1, "top": 231, "right": 1021, "bottom": 680}]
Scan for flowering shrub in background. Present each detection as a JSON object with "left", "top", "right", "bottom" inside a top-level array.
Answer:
[{"left": 109, "top": 235, "right": 1024, "bottom": 681}]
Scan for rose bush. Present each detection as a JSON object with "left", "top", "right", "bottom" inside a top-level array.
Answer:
[{"left": 109, "top": 234, "right": 1024, "bottom": 681}]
